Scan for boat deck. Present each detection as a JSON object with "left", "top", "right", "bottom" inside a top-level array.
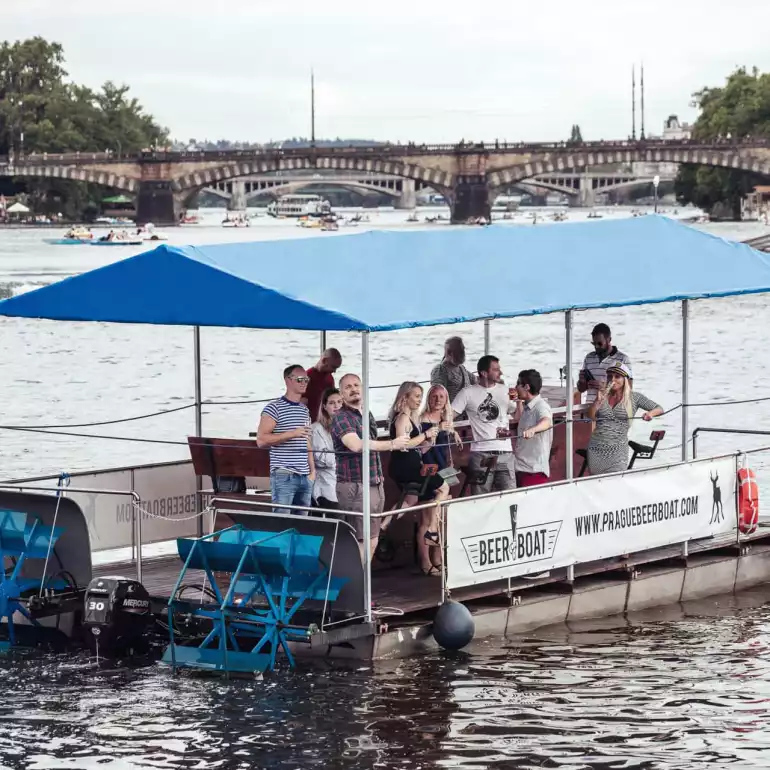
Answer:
[{"left": 93, "top": 525, "right": 770, "bottom": 625}]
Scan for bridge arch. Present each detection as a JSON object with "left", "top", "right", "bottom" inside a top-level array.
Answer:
[
  {"left": 1, "top": 165, "right": 138, "bottom": 193},
  {"left": 246, "top": 180, "right": 403, "bottom": 200},
  {"left": 202, "top": 177, "right": 425, "bottom": 201},
  {"left": 488, "top": 147, "right": 770, "bottom": 189},
  {"left": 173, "top": 155, "right": 454, "bottom": 195},
  {"left": 509, "top": 178, "right": 579, "bottom": 197}
]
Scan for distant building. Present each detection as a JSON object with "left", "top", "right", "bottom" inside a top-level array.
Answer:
[{"left": 661, "top": 115, "right": 692, "bottom": 141}]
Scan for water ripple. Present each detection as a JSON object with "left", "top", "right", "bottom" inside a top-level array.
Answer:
[{"left": 0, "top": 594, "right": 768, "bottom": 767}]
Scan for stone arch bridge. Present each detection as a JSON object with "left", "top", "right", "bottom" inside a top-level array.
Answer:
[{"left": 1, "top": 139, "right": 769, "bottom": 224}]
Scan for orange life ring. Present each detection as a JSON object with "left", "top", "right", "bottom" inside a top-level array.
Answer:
[{"left": 737, "top": 467, "right": 759, "bottom": 535}]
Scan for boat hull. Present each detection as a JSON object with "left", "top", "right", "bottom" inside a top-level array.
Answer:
[
  {"left": 43, "top": 238, "right": 94, "bottom": 245},
  {"left": 90, "top": 240, "right": 144, "bottom": 246}
]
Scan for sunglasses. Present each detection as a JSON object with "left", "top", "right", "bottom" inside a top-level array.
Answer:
[{"left": 291, "top": 376, "right": 310, "bottom": 383}]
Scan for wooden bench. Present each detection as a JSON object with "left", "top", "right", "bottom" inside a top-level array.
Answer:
[{"left": 188, "top": 436, "right": 270, "bottom": 496}]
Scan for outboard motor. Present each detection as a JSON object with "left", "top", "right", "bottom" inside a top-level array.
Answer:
[{"left": 82, "top": 576, "right": 151, "bottom": 655}]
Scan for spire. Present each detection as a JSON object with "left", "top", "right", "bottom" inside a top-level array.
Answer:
[
  {"left": 639, "top": 62, "right": 644, "bottom": 139},
  {"left": 310, "top": 69, "right": 316, "bottom": 146},
  {"left": 632, "top": 64, "right": 636, "bottom": 140}
]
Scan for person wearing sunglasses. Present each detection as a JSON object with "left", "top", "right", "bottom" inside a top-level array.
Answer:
[
  {"left": 257, "top": 364, "right": 316, "bottom": 514},
  {"left": 577, "top": 323, "right": 632, "bottom": 404}
]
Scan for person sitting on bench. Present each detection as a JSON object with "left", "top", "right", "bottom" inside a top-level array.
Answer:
[
  {"left": 587, "top": 360, "right": 663, "bottom": 475},
  {"left": 387, "top": 382, "right": 449, "bottom": 576}
]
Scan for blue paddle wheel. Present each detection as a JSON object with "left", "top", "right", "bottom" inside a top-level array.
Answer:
[
  {"left": 162, "top": 525, "right": 349, "bottom": 675},
  {"left": 0, "top": 509, "right": 65, "bottom": 650}
]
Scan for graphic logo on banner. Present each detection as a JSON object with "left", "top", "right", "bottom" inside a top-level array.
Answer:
[
  {"left": 710, "top": 471, "right": 724, "bottom": 524},
  {"left": 461, "top": 503, "right": 562, "bottom": 573}
]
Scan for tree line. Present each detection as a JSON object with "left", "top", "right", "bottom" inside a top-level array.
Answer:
[
  {"left": 675, "top": 67, "right": 770, "bottom": 218},
  {"left": 0, "top": 37, "right": 167, "bottom": 219}
]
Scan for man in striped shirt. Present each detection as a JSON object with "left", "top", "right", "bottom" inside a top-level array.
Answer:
[
  {"left": 257, "top": 364, "right": 315, "bottom": 514},
  {"left": 577, "top": 323, "right": 633, "bottom": 404}
]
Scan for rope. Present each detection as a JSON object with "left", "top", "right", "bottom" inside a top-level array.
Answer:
[
  {"left": 8, "top": 404, "right": 195, "bottom": 430},
  {"left": 0, "top": 395, "right": 763, "bottom": 459},
  {"left": 39, "top": 472, "right": 69, "bottom": 597},
  {"left": 0, "top": 379, "right": 431, "bottom": 430}
]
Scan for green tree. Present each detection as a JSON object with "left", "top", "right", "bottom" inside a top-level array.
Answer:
[
  {"left": 675, "top": 67, "right": 770, "bottom": 218},
  {"left": 568, "top": 124, "right": 583, "bottom": 144},
  {"left": 0, "top": 37, "right": 168, "bottom": 218},
  {"left": 0, "top": 37, "right": 67, "bottom": 155}
]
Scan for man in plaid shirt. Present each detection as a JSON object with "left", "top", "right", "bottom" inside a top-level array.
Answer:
[{"left": 331, "top": 373, "right": 409, "bottom": 557}]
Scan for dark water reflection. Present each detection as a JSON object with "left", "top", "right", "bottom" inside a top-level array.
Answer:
[{"left": 2, "top": 590, "right": 770, "bottom": 768}]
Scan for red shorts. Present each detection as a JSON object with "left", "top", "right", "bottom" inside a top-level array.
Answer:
[{"left": 515, "top": 471, "right": 550, "bottom": 488}]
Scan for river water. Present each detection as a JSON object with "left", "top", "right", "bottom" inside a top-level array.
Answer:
[{"left": 2, "top": 205, "right": 770, "bottom": 768}]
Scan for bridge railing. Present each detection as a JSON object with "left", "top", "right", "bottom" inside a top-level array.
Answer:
[{"left": 1, "top": 137, "right": 768, "bottom": 168}]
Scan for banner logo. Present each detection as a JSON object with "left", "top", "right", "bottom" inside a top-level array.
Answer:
[
  {"left": 710, "top": 471, "right": 724, "bottom": 524},
  {"left": 460, "top": 515, "right": 562, "bottom": 573}
]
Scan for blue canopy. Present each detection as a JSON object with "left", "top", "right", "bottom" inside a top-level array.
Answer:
[{"left": 1, "top": 216, "right": 769, "bottom": 332}]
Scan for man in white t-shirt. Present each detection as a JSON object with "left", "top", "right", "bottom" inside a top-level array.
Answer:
[{"left": 451, "top": 354, "right": 517, "bottom": 495}]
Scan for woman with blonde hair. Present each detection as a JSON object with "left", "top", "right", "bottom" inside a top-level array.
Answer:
[
  {"left": 419, "top": 384, "right": 462, "bottom": 470},
  {"left": 387, "top": 381, "right": 449, "bottom": 576},
  {"left": 587, "top": 361, "right": 663, "bottom": 475}
]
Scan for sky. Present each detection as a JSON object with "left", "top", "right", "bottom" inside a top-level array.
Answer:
[{"left": 6, "top": 1, "right": 770, "bottom": 144}]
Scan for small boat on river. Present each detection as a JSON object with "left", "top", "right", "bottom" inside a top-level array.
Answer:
[
  {"left": 44, "top": 226, "right": 95, "bottom": 245},
  {"left": 222, "top": 214, "right": 250, "bottom": 228}
]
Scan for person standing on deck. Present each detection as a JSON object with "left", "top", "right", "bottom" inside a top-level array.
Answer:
[
  {"left": 513, "top": 369, "right": 553, "bottom": 487},
  {"left": 331, "top": 373, "right": 410, "bottom": 559},
  {"left": 577, "top": 323, "right": 633, "bottom": 404},
  {"left": 431, "top": 336, "right": 476, "bottom": 404},
  {"left": 257, "top": 364, "right": 315, "bottom": 514},
  {"left": 305, "top": 348, "right": 342, "bottom": 422},
  {"left": 310, "top": 387, "right": 343, "bottom": 511},
  {"left": 451, "top": 355, "right": 517, "bottom": 494},
  {"left": 587, "top": 360, "right": 663, "bottom": 475}
]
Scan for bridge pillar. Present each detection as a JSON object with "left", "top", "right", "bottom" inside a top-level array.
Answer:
[
  {"left": 577, "top": 176, "right": 596, "bottom": 208},
  {"left": 394, "top": 178, "right": 416, "bottom": 210},
  {"left": 450, "top": 176, "right": 491, "bottom": 223},
  {"left": 228, "top": 180, "right": 247, "bottom": 211},
  {"left": 136, "top": 181, "right": 180, "bottom": 226}
]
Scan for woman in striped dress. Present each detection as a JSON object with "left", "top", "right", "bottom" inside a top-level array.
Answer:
[{"left": 587, "top": 360, "right": 663, "bottom": 475}]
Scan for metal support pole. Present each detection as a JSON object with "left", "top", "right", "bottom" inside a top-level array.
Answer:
[
  {"left": 320, "top": 330, "right": 327, "bottom": 355},
  {"left": 193, "top": 326, "right": 204, "bottom": 535},
  {"left": 361, "top": 331, "right": 373, "bottom": 623},
  {"left": 681, "top": 300, "right": 689, "bottom": 462},
  {"left": 565, "top": 310, "right": 574, "bottom": 480},
  {"left": 194, "top": 326, "right": 203, "bottom": 436},
  {"left": 483, "top": 319, "right": 491, "bottom": 355}
]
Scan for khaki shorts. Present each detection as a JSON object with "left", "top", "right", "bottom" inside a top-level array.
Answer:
[{"left": 336, "top": 481, "right": 385, "bottom": 541}]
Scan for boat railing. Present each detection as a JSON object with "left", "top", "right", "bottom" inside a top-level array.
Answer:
[
  {"left": 692, "top": 427, "right": 770, "bottom": 459},
  {"left": 0, "top": 483, "right": 147, "bottom": 581}
]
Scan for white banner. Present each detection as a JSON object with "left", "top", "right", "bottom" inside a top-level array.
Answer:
[
  {"left": 15, "top": 461, "right": 200, "bottom": 551},
  {"left": 446, "top": 456, "right": 738, "bottom": 589}
]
